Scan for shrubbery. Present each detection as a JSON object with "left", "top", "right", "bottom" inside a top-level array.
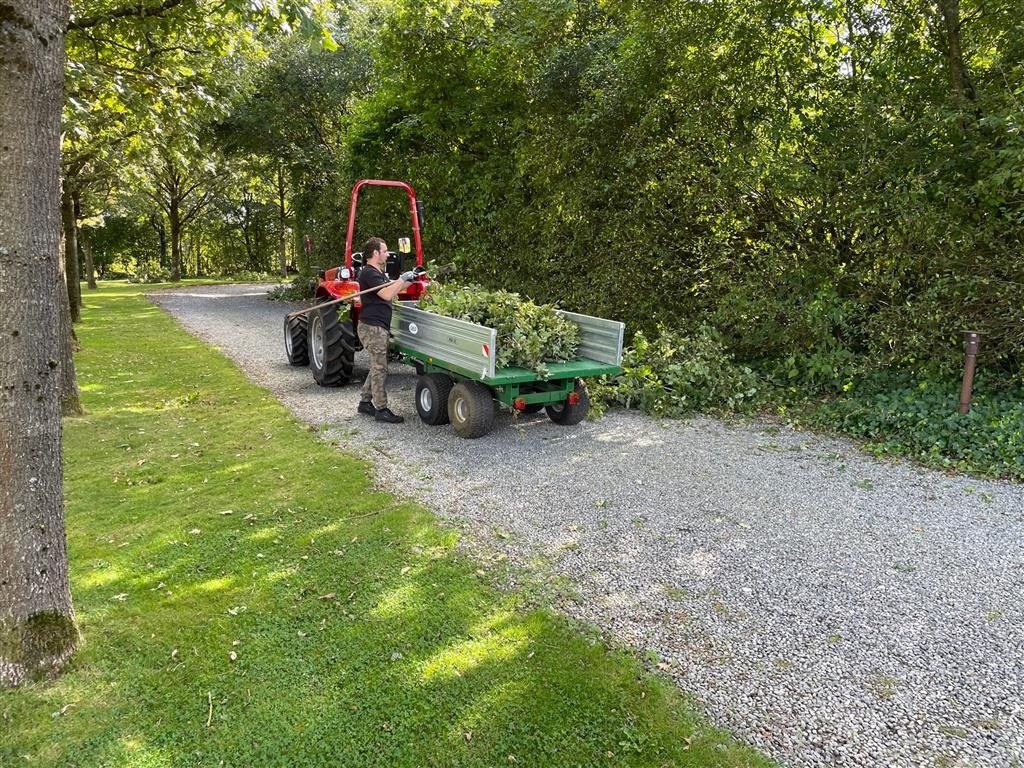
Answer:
[
  {"left": 595, "top": 324, "right": 764, "bottom": 418},
  {"left": 267, "top": 276, "right": 317, "bottom": 301},
  {"left": 795, "top": 373, "right": 1024, "bottom": 481},
  {"left": 127, "top": 263, "right": 172, "bottom": 284}
]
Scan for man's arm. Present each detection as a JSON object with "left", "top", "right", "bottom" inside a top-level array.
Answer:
[{"left": 377, "top": 276, "right": 411, "bottom": 302}]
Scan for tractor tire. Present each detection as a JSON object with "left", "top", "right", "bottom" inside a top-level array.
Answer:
[
  {"left": 415, "top": 373, "right": 454, "bottom": 425},
  {"left": 448, "top": 381, "right": 495, "bottom": 439},
  {"left": 308, "top": 307, "right": 355, "bottom": 387},
  {"left": 546, "top": 379, "right": 590, "bottom": 426},
  {"left": 284, "top": 314, "right": 309, "bottom": 366}
]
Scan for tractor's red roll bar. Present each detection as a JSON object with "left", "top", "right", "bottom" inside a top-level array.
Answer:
[{"left": 343, "top": 179, "right": 424, "bottom": 268}]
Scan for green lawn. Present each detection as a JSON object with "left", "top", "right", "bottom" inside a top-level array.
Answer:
[{"left": 1, "top": 283, "right": 771, "bottom": 768}]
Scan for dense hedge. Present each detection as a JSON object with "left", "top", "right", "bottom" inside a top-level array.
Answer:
[{"left": 318, "top": 0, "right": 1023, "bottom": 381}]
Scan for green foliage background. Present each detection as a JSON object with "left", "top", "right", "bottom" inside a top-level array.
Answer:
[
  {"left": 302, "top": 0, "right": 1021, "bottom": 381},
  {"left": 68, "top": 0, "right": 1023, "bottom": 477}
]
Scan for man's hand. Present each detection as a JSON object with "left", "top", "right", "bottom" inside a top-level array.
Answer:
[{"left": 399, "top": 271, "right": 417, "bottom": 283}]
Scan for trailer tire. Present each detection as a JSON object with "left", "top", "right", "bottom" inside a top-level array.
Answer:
[
  {"left": 546, "top": 379, "right": 590, "bottom": 426},
  {"left": 415, "top": 373, "right": 454, "bottom": 425},
  {"left": 284, "top": 314, "right": 309, "bottom": 366},
  {"left": 308, "top": 308, "right": 355, "bottom": 387},
  {"left": 521, "top": 403, "right": 544, "bottom": 415},
  {"left": 448, "top": 382, "right": 495, "bottom": 438}
]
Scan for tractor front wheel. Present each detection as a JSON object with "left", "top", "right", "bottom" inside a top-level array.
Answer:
[
  {"left": 284, "top": 314, "right": 309, "bottom": 366},
  {"left": 448, "top": 382, "right": 495, "bottom": 438},
  {"left": 416, "top": 373, "right": 454, "bottom": 425},
  {"left": 308, "top": 308, "right": 355, "bottom": 386},
  {"left": 546, "top": 379, "right": 590, "bottom": 425}
]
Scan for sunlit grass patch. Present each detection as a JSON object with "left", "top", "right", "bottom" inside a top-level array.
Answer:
[{"left": 1, "top": 282, "right": 773, "bottom": 768}]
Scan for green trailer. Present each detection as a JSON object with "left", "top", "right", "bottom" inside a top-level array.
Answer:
[{"left": 389, "top": 302, "right": 625, "bottom": 438}]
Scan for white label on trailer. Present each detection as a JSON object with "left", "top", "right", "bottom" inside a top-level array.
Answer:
[{"left": 408, "top": 322, "right": 419, "bottom": 335}]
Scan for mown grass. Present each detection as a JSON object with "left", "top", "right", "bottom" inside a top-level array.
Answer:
[{"left": 1, "top": 282, "right": 771, "bottom": 767}]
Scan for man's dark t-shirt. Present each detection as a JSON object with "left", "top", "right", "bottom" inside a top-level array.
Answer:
[{"left": 358, "top": 264, "right": 392, "bottom": 329}]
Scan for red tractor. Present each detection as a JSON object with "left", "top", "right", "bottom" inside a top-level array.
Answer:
[{"left": 283, "top": 179, "right": 429, "bottom": 386}]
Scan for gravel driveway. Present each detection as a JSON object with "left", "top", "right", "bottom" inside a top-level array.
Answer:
[{"left": 152, "top": 283, "right": 1024, "bottom": 768}]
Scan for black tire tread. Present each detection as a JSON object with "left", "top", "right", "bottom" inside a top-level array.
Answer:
[
  {"left": 309, "top": 308, "right": 355, "bottom": 387},
  {"left": 546, "top": 379, "right": 590, "bottom": 425},
  {"left": 416, "top": 373, "right": 454, "bottom": 426},
  {"left": 284, "top": 314, "right": 309, "bottom": 366},
  {"left": 448, "top": 382, "right": 495, "bottom": 438}
]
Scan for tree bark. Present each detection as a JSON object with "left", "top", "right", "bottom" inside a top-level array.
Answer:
[
  {"left": 60, "top": 183, "right": 81, "bottom": 323},
  {"left": 71, "top": 189, "right": 92, "bottom": 290},
  {"left": 0, "top": 0, "right": 80, "bottom": 687},
  {"left": 56, "top": 252, "right": 83, "bottom": 417},
  {"left": 169, "top": 199, "right": 182, "bottom": 281},
  {"left": 278, "top": 163, "right": 287, "bottom": 278},
  {"left": 82, "top": 231, "right": 96, "bottom": 289},
  {"left": 935, "top": 0, "right": 977, "bottom": 106},
  {"left": 152, "top": 214, "right": 167, "bottom": 268}
]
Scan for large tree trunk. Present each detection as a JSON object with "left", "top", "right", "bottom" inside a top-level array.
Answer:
[
  {"left": 0, "top": 0, "right": 80, "bottom": 687},
  {"left": 152, "top": 214, "right": 167, "bottom": 268},
  {"left": 278, "top": 163, "right": 287, "bottom": 278},
  {"left": 169, "top": 200, "right": 182, "bottom": 281},
  {"left": 56, "top": 258, "right": 83, "bottom": 417},
  {"left": 71, "top": 189, "right": 93, "bottom": 290},
  {"left": 60, "top": 183, "right": 81, "bottom": 323},
  {"left": 82, "top": 231, "right": 96, "bottom": 289}
]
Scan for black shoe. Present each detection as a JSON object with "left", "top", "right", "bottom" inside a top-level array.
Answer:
[
  {"left": 357, "top": 400, "right": 376, "bottom": 416},
  {"left": 374, "top": 407, "right": 405, "bottom": 424}
]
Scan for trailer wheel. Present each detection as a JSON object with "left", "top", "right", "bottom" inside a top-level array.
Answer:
[
  {"left": 448, "top": 382, "right": 495, "bottom": 438},
  {"left": 415, "top": 373, "right": 454, "bottom": 425},
  {"left": 521, "top": 403, "right": 544, "bottom": 415},
  {"left": 546, "top": 379, "right": 590, "bottom": 425},
  {"left": 308, "top": 308, "right": 355, "bottom": 387},
  {"left": 284, "top": 314, "right": 309, "bottom": 366}
]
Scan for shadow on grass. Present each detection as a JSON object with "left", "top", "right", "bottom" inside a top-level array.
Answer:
[{"left": 2, "top": 283, "right": 772, "bottom": 768}]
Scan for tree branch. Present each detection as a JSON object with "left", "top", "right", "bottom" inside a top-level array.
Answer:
[{"left": 68, "top": 0, "right": 191, "bottom": 31}]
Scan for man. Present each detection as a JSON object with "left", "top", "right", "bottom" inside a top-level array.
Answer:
[{"left": 356, "top": 237, "right": 416, "bottom": 423}]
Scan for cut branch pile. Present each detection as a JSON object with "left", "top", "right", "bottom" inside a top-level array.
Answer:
[{"left": 420, "top": 283, "right": 580, "bottom": 374}]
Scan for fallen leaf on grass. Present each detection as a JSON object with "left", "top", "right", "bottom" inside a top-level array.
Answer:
[
  {"left": 189, "top": 528, "right": 201, "bottom": 535},
  {"left": 319, "top": 593, "right": 336, "bottom": 601},
  {"left": 220, "top": 510, "right": 234, "bottom": 516},
  {"left": 400, "top": 566, "right": 411, "bottom": 576},
  {"left": 111, "top": 593, "right": 128, "bottom": 602},
  {"left": 228, "top": 651, "right": 237, "bottom": 662}
]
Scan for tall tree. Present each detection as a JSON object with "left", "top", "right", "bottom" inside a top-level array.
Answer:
[{"left": 0, "top": 0, "right": 80, "bottom": 686}]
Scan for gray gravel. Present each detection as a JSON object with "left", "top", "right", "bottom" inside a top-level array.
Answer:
[{"left": 152, "top": 283, "right": 1024, "bottom": 768}]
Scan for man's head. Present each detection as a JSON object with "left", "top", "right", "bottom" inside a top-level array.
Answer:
[{"left": 363, "top": 237, "right": 388, "bottom": 268}]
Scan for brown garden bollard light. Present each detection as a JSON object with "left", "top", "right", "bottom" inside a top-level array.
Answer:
[{"left": 959, "top": 331, "right": 983, "bottom": 414}]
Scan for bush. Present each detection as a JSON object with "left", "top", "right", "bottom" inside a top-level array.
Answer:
[
  {"left": 419, "top": 283, "right": 580, "bottom": 374},
  {"left": 598, "top": 324, "right": 764, "bottom": 417},
  {"left": 267, "top": 276, "right": 317, "bottom": 301},
  {"left": 128, "top": 264, "right": 172, "bottom": 284},
  {"left": 222, "top": 270, "right": 276, "bottom": 282}
]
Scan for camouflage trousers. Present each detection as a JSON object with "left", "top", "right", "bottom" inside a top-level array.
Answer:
[{"left": 358, "top": 323, "right": 390, "bottom": 409}]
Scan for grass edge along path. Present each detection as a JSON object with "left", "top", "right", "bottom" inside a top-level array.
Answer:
[{"left": 1, "top": 282, "right": 773, "bottom": 768}]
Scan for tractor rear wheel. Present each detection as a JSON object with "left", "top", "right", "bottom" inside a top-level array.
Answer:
[
  {"left": 416, "top": 373, "right": 454, "bottom": 425},
  {"left": 308, "top": 308, "right": 355, "bottom": 386},
  {"left": 448, "top": 382, "right": 495, "bottom": 439},
  {"left": 284, "top": 314, "right": 309, "bottom": 366},
  {"left": 546, "top": 379, "right": 590, "bottom": 425}
]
